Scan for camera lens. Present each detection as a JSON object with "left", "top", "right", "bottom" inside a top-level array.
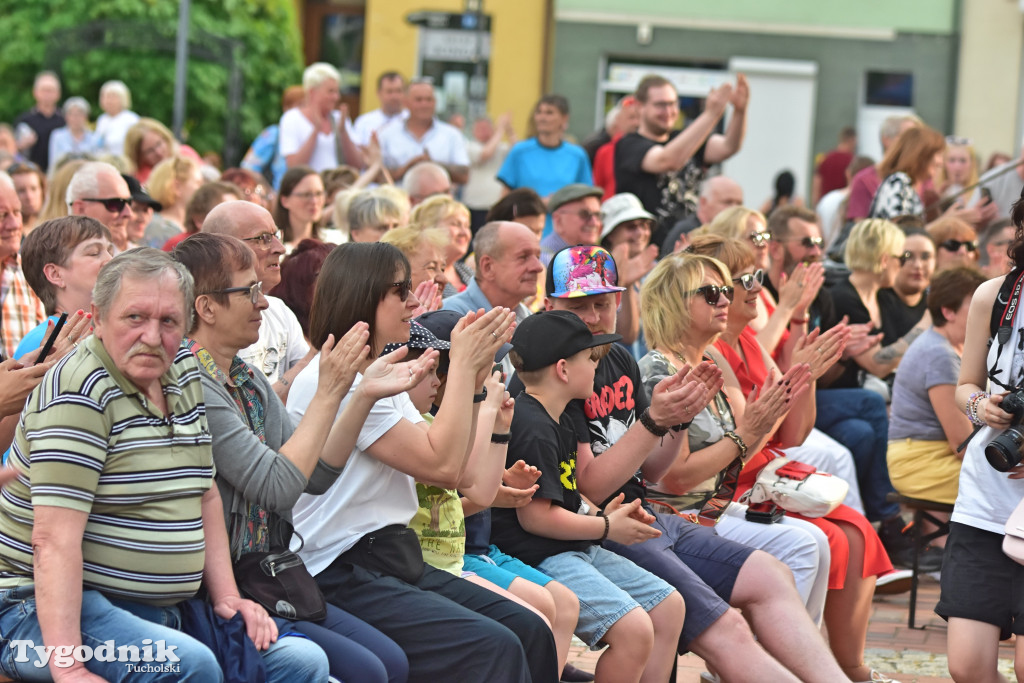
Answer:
[{"left": 985, "top": 428, "right": 1024, "bottom": 471}]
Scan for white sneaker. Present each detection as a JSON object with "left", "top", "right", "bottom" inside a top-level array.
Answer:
[
  {"left": 699, "top": 673, "right": 721, "bottom": 683},
  {"left": 854, "top": 670, "right": 895, "bottom": 683},
  {"left": 875, "top": 569, "right": 913, "bottom": 595}
]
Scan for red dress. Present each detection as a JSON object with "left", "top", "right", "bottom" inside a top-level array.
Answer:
[{"left": 713, "top": 328, "right": 893, "bottom": 589}]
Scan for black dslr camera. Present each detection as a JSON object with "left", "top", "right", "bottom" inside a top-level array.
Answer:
[{"left": 985, "top": 391, "right": 1024, "bottom": 471}]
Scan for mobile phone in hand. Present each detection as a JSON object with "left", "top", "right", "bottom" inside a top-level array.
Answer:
[{"left": 34, "top": 312, "right": 68, "bottom": 365}]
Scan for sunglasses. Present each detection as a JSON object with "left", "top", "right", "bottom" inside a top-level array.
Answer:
[
  {"left": 732, "top": 269, "right": 764, "bottom": 291},
  {"left": 749, "top": 231, "right": 772, "bottom": 248},
  {"left": 786, "top": 236, "right": 823, "bottom": 249},
  {"left": 392, "top": 279, "right": 413, "bottom": 302},
  {"left": 241, "top": 230, "right": 283, "bottom": 248},
  {"left": 569, "top": 209, "right": 601, "bottom": 223},
  {"left": 210, "top": 281, "right": 264, "bottom": 306},
  {"left": 689, "top": 284, "right": 735, "bottom": 305},
  {"left": 938, "top": 239, "right": 977, "bottom": 253},
  {"left": 81, "top": 197, "right": 131, "bottom": 213}
]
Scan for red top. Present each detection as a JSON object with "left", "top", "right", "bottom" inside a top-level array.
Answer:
[
  {"left": 593, "top": 134, "right": 622, "bottom": 201},
  {"left": 816, "top": 150, "right": 853, "bottom": 196}
]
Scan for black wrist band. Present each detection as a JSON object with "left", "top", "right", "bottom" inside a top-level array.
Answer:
[
  {"left": 473, "top": 387, "right": 487, "bottom": 403},
  {"left": 598, "top": 515, "right": 610, "bottom": 543},
  {"left": 490, "top": 432, "right": 510, "bottom": 444},
  {"left": 638, "top": 407, "right": 669, "bottom": 437},
  {"left": 671, "top": 419, "right": 693, "bottom": 433}
]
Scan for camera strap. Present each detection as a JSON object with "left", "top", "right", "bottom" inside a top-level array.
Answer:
[{"left": 989, "top": 267, "right": 1024, "bottom": 390}]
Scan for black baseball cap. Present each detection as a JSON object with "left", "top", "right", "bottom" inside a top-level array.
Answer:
[
  {"left": 122, "top": 174, "right": 162, "bottom": 212},
  {"left": 511, "top": 310, "right": 621, "bottom": 372},
  {"left": 417, "top": 310, "right": 513, "bottom": 371}
]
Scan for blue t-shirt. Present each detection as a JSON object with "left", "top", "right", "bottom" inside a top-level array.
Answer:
[
  {"left": 13, "top": 315, "right": 58, "bottom": 361},
  {"left": 497, "top": 139, "right": 593, "bottom": 237}
]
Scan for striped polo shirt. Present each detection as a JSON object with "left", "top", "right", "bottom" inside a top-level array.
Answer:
[{"left": 0, "top": 335, "right": 213, "bottom": 605}]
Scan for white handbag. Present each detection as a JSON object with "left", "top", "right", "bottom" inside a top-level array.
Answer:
[
  {"left": 1003, "top": 497, "right": 1024, "bottom": 565},
  {"left": 740, "top": 457, "right": 849, "bottom": 518}
]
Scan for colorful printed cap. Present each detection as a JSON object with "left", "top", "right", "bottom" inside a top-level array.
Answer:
[{"left": 546, "top": 245, "right": 626, "bottom": 298}]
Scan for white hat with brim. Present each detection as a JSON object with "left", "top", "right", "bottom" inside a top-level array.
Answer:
[{"left": 600, "top": 193, "right": 655, "bottom": 241}]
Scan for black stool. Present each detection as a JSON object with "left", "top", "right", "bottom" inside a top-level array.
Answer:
[{"left": 886, "top": 492, "right": 953, "bottom": 629}]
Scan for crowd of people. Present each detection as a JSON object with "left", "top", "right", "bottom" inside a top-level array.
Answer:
[{"left": 0, "top": 59, "right": 1023, "bottom": 683}]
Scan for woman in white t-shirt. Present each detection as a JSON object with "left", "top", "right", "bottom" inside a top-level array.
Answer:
[
  {"left": 941, "top": 199, "right": 1024, "bottom": 682},
  {"left": 284, "top": 241, "right": 559, "bottom": 683},
  {"left": 94, "top": 80, "right": 139, "bottom": 158}
]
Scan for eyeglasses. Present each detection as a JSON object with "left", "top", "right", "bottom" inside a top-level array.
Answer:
[
  {"left": 688, "top": 284, "right": 735, "bottom": 305},
  {"left": 392, "top": 279, "right": 413, "bottom": 302},
  {"left": 568, "top": 209, "right": 601, "bottom": 223},
  {"left": 785, "top": 236, "right": 824, "bottom": 249},
  {"left": 208, "top": 281, "right": 264, "bottom": 306},
  {"left": 749, "top": 231, "right": 772, "bottom": 248},
  {"left": 241, "top": 230, "right": 283, "bottom": 248},
  {"left": 945, "top": 135, "right": 972, "bottom": 146},
  {"left": 938, "top": 239, "right": 977, "bottom": 253},
  {"left": 898, "top": 250, "right": 936, "bottom": 266},
  {"left": 81, "top": 197, "right": 131, "bottom": 213},
  {"left": 732, "top": 269, "right": 764, "bottom": 291},
  {"left": 291, "top": 191, "right": 326, "bottom": 202},
  {"left": 615, "top": 219, "right": 652, "bottom": 232}
]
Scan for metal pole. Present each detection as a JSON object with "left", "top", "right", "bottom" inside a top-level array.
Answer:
[{"left": 172, "top": 0, "right": 190, "bottom": 140}]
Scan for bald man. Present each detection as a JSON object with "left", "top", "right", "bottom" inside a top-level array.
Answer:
[
  {"left": 202, "top": 201, "right": 311, "bottom": 399},
  {"left": 658, "top": 175, "right": 743, "bottom": 257}
]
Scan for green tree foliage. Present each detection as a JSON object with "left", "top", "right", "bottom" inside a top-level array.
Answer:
[{"left": 0, "top": 0, "right": 304, "bottom": 163}]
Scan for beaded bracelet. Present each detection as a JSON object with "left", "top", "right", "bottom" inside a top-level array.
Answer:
[{"left": 966, "top": 391, "right": 989, "bottom": 427}]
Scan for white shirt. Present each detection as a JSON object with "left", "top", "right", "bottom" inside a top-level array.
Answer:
[
  {"left": 94, "top": 110, "right": 140, "bottom": 157},
  {"left": 815, "top": 189, "right": 847, "bottom": 250},
  {"left": 352, "top": 108, "right": 407, "bottom": 148},
  {"left": 278, "top": 109, "right": 355, "bottom": 173},
  {"left": 462, "top": 138, "right": 509, "bottom": 210},
  {"left": 378, "top": 118, "right": 470, "bottom": 170},
  {"left": 288, "top": 360, "right": 425, "bottom": 575},
  {"left": 238, "top": 296, "right": 309, "bottom": 383}
]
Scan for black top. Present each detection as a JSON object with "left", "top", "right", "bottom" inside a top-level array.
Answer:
[
  {"left": 14, "top": 108, "right": 65, "bottom": 170},
  {"left": 614, "top": 131, "right": 707, "bottom": 246},
  {"left": 825, "top": 278, "right": 878, "bottom": 389},
  {"left": 566, "top": 344, "right": 649, "bottom": 506},
  {"left": 878, "top": 288, "right": 927, "bottom": 347},
  {"left": 490, "top": 393, "right": 593, "bottom": 565}
]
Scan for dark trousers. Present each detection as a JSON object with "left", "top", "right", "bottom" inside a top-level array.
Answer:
[{"left": 316, "top": 558, "right": 558, "bottom": 683}]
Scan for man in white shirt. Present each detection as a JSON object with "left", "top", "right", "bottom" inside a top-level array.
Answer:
[
  {"left": 352, "top": 71, "right": 408, "bottom": 148},
  {"left": 202, "top": 200, "right": 311, "bottom": 400},
  {"left": 379, "top": 79, "right": 469, "bottom": 184},
  {"left": 278, "top": 62, "right": 362, "bottom": 172}
]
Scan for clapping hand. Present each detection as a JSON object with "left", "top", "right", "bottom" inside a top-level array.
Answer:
[{"left": 359, "top": 345, "right": 440, "bottom": 401}]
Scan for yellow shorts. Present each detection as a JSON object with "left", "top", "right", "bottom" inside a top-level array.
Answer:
[{"left": 886, "top": 438, "right": 961, "bottom": 505}]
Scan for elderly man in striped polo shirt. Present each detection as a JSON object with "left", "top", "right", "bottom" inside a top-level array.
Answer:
[{"left": 0, "top": 248, "right": 327, "bottom": 682}]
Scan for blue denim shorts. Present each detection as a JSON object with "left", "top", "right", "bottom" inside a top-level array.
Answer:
[
  {"left": 538, "top": 545, "right": 675, "bottom": 647},
  {"left": 462, "top": 545, "right": 554, "bottom": 590}
]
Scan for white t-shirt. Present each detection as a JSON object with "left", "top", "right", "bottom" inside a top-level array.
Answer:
[
  {"left": 953, "top": 302, "right": 1024, "bottom": 534},
  {"left": 278, "top": 109, "right": 355, "bottom": 173},
  {"left": 238, "top": 296, "right": 309, "bottom": 383},
  {"left": 462, "top": 138, "right": 509, "bottom": 210},
  {"left": 815, "top": 189, "right": 847, "bottom": 250},
  {"left": 378, "top": 119, "right": 470, "bottom": 170},
  {"left": 94, "top": 110, "right": 140, "bottom": 157},
  {"left": 352, "top": 109, "right": 407, "bottom": 148},
  {"left": 288, "top": 358, "right": 425, "bottom": 575}
]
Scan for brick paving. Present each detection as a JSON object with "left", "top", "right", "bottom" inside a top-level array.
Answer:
[{"left": 565, "top": 575, "right": 1016, "bottom": 682}]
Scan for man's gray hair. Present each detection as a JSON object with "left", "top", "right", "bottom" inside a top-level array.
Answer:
[
  {"left": 93, "top": 247, "right": 195, "bottom": 330},
  {"left": 402, "top": 162, "right": 450, "bottom": 198},
  {"left": 0, "top": 172, "right": 14, "bottom": 192},
  {"left": 604, "top": 104, "right": 621, "bottom": 131},
  {"left": 66, "top": 161, "right": 122, "bottom": 208},
  {"left": 63, "top": 97, "right": 90, "bottom": 117},
  {"left": 303, "top": 62, "right": 341, "bottom": 91},
  {"left": 472, "top": 221, "right": 507, "bottom": 263}
]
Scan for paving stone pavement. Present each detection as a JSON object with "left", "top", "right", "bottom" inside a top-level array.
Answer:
[{"left": 565, "top": 575, "right": 1016, "bottom": 682}]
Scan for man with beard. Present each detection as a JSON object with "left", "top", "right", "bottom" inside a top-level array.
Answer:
[
  {"left": 765, "top": 206, "right": 918, "bottom": 563},
  {"left": 614, "top": 74, "right": 749, "bottom": 250}
]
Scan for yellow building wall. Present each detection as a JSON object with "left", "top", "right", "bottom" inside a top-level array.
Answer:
[{"left": 362, "top": 0, "right": 550, "bottom": 132}]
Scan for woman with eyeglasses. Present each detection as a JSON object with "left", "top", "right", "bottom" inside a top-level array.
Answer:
[
  {"left": 938, "top": 196, "right": 1024, "bottom": 683},
  {"left": 274, "top": 166, "right": 328, "bottom": 253},
  {"left": 173, "top": 233, "right": 428, "bottom": 683},
  {"left": 981, "top": 218, "right": 1016, "bottom": 279},
  {"left": 926, "top": 215, "right": 980, "bottom": 271},
  {"left": 284, "top": 241, "right": 561, "bottom": 682},
  {"left": 880, "top": 229, "right": 935, "bottom": 347},
  {"left": 651, "top": 238, "right": 896, "bottom": 683},
  {"left": 867, "top": 126, "right": 945, "bottom": 221},
  {"left": 696, "top": 205, "right": 825, "bottom": 362}
]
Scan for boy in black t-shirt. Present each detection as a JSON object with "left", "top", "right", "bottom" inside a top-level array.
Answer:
[{"left": 491, "top": 309, "right": 685, "bottom": 683}]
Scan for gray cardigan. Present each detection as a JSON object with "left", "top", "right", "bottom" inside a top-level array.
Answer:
[{"left": 200, "top": 367, "right": 343, "bottom": 558}]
